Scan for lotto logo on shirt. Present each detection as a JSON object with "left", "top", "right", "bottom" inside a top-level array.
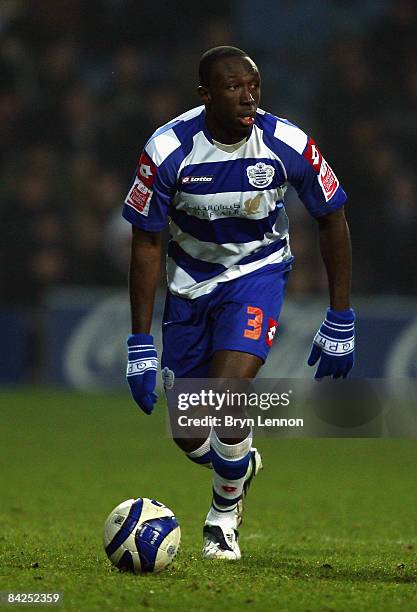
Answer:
[
  {"left": 136, "top": 151, "right": 157, "bottom": 188},
  {"left": 182, "top": 175, "right": 213, "bottom": 184},
  {"left": 303, "top": 137, "right": 322, "bottom": 173},
  {"left": 266, "top": 318, "right": 278, "bottom": 347},
  {"left": 125, "top": 176, "right": 152, "bottom": 216}
]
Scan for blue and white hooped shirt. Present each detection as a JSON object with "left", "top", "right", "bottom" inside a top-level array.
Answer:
[{"left": 123, "top": 106, "right": 347, "bottom": 299}]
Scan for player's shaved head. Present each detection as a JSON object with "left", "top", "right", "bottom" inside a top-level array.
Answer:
[{"left": 199, "top": 46, "right": 249, "bottom": 88}]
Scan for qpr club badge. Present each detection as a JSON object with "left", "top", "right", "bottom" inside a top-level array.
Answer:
[{"left": 246, "top": 162, "right": 275, "bottom": 188}]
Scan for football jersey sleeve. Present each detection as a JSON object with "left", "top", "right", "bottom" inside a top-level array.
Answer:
[
  {"left": 122, "top": 146, "right": 177, "bottom": 232},
  {"left": 289, "top": 136, "right": 347, "bottom": 218}
]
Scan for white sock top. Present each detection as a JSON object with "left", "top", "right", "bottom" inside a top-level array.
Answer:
[{"left": 210, "top": 428, "right": 252, "bottom": 459}]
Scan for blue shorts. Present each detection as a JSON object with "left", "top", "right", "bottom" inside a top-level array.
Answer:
[{"left": 161, "top": 261, "right": 292, "bottom": 378}]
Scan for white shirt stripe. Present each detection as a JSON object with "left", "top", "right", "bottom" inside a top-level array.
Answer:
[{"left": 274, "top": 119, "right": 308, "bottom": 154}]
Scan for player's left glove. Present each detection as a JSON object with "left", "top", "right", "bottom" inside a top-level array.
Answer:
[
  {"left": 308, "top": 308, "right": 355, "bottom": 379},
  {"left": 126, "top": 334, "right": 158, "bottom": 414}
]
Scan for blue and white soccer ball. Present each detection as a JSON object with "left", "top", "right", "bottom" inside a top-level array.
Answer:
[{"left": 103, "top": 498, "right": 181, "bottom": 573}]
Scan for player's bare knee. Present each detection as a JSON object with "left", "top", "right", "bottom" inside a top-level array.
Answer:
[
  {"left": 216, "top": 435, "right": 250, "bottom": 444},
  {"left": 173, "top": 437, "right": 208, "bottom": 453}
]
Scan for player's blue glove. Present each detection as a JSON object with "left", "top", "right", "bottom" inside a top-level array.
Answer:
[
  {"left": 308, "top": 308, "right": 355, "bottom": 379},
  {"left": 126, "top": 334, "right": 158, "bottom": 414}
]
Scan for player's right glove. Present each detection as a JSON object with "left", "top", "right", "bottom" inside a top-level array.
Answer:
[
  {"left": 308, "top": 308, "right": 355, "bottom": 379},
  {"left": 126, "top": 334, "right": 158, "bottom": 414}
]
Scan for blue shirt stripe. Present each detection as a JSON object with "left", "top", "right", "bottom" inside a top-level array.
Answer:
[
  {"left": 168, "top": 241, "right": 227, "bottom": 282},
  {"left": 238, "top": 237, "right": 287, "bottom": 265},
  {"left": 170, "top": 207, "right": 280, "bottom": 244},
  {"left": 168, "top": 237, "right": 288, "bottom": 283},
  {"left": 180, "top": 158, "right": 286, "bottom": 195}
]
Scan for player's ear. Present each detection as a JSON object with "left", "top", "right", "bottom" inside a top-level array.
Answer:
[{"left": 198, "top": 85, "right": 211, "bottom": 104}]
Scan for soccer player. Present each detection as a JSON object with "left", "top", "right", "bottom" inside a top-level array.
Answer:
[{"left": 123, "top": 47, "right": 355, "bottom": 560}]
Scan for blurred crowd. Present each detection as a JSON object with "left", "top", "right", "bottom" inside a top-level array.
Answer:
[{"left": 1, "top": 0, "right": 416, "bottom": 311}]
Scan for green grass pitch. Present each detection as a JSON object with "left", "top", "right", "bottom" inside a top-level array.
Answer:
[{"left": 1, "top": 388, "right": 416, "bottom": 611}]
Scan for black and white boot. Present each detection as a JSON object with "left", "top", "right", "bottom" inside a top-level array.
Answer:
[{"left": 202, "top": 524, "right": 241, "bottom": 560}]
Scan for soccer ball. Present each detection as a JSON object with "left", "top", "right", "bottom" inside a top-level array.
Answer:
[{"left": 103, "top": 497, "right": 181, "bottom": 573}]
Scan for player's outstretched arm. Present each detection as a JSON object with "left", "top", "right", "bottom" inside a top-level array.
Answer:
[
  {"left": 127, "top": 226, "right": 163, "bottom": 413},
  {"left": 308, "top": 207, "right": 355, "bottom": 379}
]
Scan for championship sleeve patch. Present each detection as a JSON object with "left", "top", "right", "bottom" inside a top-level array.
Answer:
[
  {"left": 125, "top": 176, "right": 153, "bottom": 216},
  {"left": 318, "top": 159, "right": 339, "bottom": 202},
  {"left": 136, "top": 151, "right": 157, "bottom": 189},
  {"left": 303, "top": 137, "right": 339, "bottom": 202}
]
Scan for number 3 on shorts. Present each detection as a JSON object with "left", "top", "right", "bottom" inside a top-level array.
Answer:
[{"left": 243, "top": 306, "right": 263, "bottom": 340}]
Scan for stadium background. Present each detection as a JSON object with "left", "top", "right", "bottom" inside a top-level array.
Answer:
[
  {"left": 1, "top": 3, "right": 416, "bottom": 610},
  {"left": 1, "top": 0, "right": 416, "bottom": 386}
]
